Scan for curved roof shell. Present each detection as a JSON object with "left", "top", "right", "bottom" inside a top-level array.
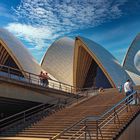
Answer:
[
  {"left": 0, "top": 28, "right": 43, "bottom": 75},
  {"left": 74, "top": 37, "right": 132, "bottom": 88},
  {"left": 41, "top": 37, "right": 74, "bottom": 85},
  {"left": 126, "top": 70, "right": 140, "bottom": 85},
  {"left": 123, "top": 33, "right": 140, "bottom": 76}
]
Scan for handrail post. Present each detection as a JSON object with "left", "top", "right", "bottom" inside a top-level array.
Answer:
[
  {"left": 18, "top": 71, "right": 21, "bottom": 80},
  {"left": 71, "top": 86, "right": 72, "bottom": 93},
  {"left": 114, "top": 108, "right": 120, "bottom": 127},
  {"left": 136, "top": 91, "right": 140, "bottom": 105},
  {"left": 23, "top": 112, "right": 25, "bottom": 123},
  {"left": 84, "top": 120, "right": 91, "bottom": 140},
  {"left": 87, "top": 90, "right": 88, "bottom": 98},
  {"left": 84, "top": 122, "right": 87, "bottom": 140},
  {"left": 29, "top": 73, "right": 31, "bottom": 83},
  {"left": 135, "top": 91, "right": 138, "bottom": 105},
  {"left": 59, "top": 82, "right": 62, "bottom": 90},
  {"left": 38, "top": 78, "right": 39, "bottom": 85},
  {"left": 96, "top": 120, "right": 98, "bottom": 140},
  {"left": 77, "top": 94, "right": 79, "bottom": 103},
  {"left": 8, "top": 66, "right": 10, "bottom": 78},
  {"left": 114, "top": 108, "right": 116, "bottom": 124}
]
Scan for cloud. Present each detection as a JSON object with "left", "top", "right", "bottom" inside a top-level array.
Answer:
[
  {"left": 14, "top": 0, "right": 126, "bottom": 29},
  {"left": 4, "top": 0, "right": 127, "bottom": 61},
  {"left": 5, "top": 23, "right": 59, "bottom": 49}
]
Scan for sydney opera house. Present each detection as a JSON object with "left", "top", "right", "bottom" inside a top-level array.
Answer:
[
  {"left": 0, "top": 28, "right": 140, "bottom": 140},
  {"left": 0, "top": 28, "right": 140, "bottom": 89}
]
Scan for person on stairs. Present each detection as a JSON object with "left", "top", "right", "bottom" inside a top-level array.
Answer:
[{"left": 124, "top": 79, "right": 133, "bottom": 104}]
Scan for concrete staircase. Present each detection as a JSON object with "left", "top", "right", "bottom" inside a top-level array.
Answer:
[
  {"left": 1, "top": 90, "right": 140, "bottom": 140},
  {"left": 57, "top": 106, "right": 139, "bottom": 140}
]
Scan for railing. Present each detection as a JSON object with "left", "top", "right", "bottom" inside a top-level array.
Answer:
[
  {"left": 64, "top": 87, "right": 99, "bottom": 106},
  {"left": 0, "top": 64, "right": 99, "bottom": 104},
  {"left": 52, "top": 91, "right": 140, "bottom": 140},
  {"left": 0, "top": 88, "right": 99, "bottom": 136},
  {"left": 0, "top": 98, "right": 65, "bottom": 133},
  {"left": 0, "top": 64, "right": 78, "bottom": 94}
]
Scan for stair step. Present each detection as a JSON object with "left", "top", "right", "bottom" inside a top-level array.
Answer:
[{"left": 2, "top": 91, "right": 140, "bottom": 140}]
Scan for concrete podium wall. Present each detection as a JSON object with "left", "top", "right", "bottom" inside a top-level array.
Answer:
[
  {"left": 0, "top": 82, "right": 53, "bottom": 103},
  {"left": 118, "top": 113, "right": 140, "bottom": 140},
  {"left": 0, "top": 77, "right": 71, "bottom": 104}
]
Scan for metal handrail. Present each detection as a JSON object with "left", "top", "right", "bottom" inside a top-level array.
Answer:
[
  {"left": 0, "top": 88, "right": 96, "bottom": 132},
  {"left": 89, "top": 91, "right": 138, "bottom": 139},
  {"left": 0, "top": 98, "right": 65, "bottom": 131},
  {"left": 51, "top": 117, "right": 87, "bottom": 140},
  {"left": 52, "top": 91, "right": 139, "bottom": 140},
  {"left": 0, "top": 103, "right": 47, "bottom": 123},
  {"left": 70, "top": 125, "right": 86, "bottom": 140},
  {"left": 0, "top": 64, "right": 100, "bottom": 94},
  {"left": 51, "top": 89, "right": 99, "bottom": 140},
  {"left": 0, "top": 64, "right": 79, "bottom": 93},
  {"left": 63, "top": 88, "right": 99, "bottom": 107}
]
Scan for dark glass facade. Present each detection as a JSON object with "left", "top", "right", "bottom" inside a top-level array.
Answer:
[{"left": 83, "top": 59, "right": 112, "bottom": 89}]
